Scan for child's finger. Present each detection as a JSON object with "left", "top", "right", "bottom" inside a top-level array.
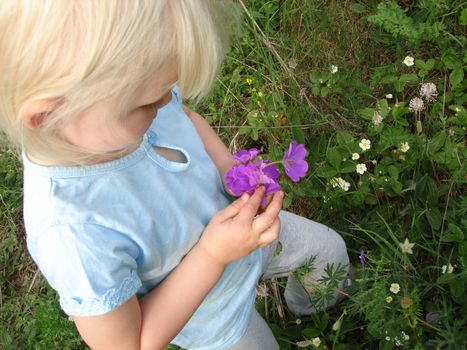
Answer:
[
  {"left": 216, "top": 192, "right": 249, "bottom": 221},
  {"left": 236, "top": 187, "right": 265, "bottom": 222},
  {"left": 257, "top": 218, "right": 281, "bottom": 247},
  {"left": 253, "top": 191, "right": 283, "bottom": 233}
]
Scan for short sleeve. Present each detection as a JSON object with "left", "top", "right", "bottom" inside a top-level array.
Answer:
[{"left": 27, "top": 223, "right": 142, "bottom": 317}]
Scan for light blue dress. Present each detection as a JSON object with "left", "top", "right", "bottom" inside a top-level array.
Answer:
[{"left": 23, "top": 87, "right": 263, "bottom": 350}]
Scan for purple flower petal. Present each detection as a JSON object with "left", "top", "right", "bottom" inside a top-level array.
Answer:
[
  {"left": 282, "top": 141, "right": 309, "bottom": 182},
  {"left": 232, "top": 148, "right": 261, "bottom": 164},
  {"left": 359, "top": 251, "right": 366, "bottom": 267}
]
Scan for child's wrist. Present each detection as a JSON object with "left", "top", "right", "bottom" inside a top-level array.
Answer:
[{"left": 193, "top": 241, "right": 229, "bottom": 268}]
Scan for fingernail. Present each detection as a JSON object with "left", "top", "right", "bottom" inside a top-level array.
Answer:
[{"left": 279, "top": 191, "right": 284, "bottom": 197}]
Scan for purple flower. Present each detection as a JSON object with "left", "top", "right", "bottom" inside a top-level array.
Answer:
[
  {"left": 425, "top": 312, "right": 441, "bottom": 324},
  {"left": 225, "top": 161, "right": 280, "bottom": 206},
  {"left": 232, "top": 148, "right": 261, "bottom": 164},
  {"left": 282, "top": 141, "right": 308, "bottom": 182},
  {"left": 359, "top": 251, "right": 366, "bottom": 267}
]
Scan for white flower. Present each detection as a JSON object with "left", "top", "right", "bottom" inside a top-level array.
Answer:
[
  {"left": 386, "top": 93, "right": 393, "bottom": 99},
  {"left": 373, "top": 111, "right": 383, "bottom": 126},
  {"left": 399, "top": 238, "right": 415, "bottom": 254},
  {"left": 330, "top": 65, "right": 338, "bottom": 74},
  {"left": 331, "top": 177, "right": 351, "bottom": 191},
  {"left": 403, "top": 56, "right": 414, "bottom": 67},
  {"left": 420, "top": 82, "right": 438, "bottom": 102},
  {"left": 359, "top": 138, "right": 371, "bottom": 151},
  {"left": 409, "top": 97, "right": 425, "bottom": 112},
  {"left": 399, "top": 155, "right": 406, "bottom": 161},
  {"left": 390, "top": 283, "right": 401, "bottom": 294},
  {"left": 401, "top": 331, "right": 410, "bottom": 341},
  {"left": 356, "top": 163, "right": 367, "bottom": 175},
  {"left": 352, "top": 153, "right": 360, "bottom": 160},
  {"left": 441, "top": 264, "right": 454, "bottom": 274},
  {"left": 386, "top": 296, "right": 393, "bottom": 303},
  {"left": 395, "top": 339, "right": 402, "bottom": 347},
  {"left": 400, "top": 142, "right": 410, "bottom": 153},
  {"left": 312, "top": 337, "right": 321, "bottom": 347},
  {"left": 385, "top": 336, "right": 391, "bottom": 341}
]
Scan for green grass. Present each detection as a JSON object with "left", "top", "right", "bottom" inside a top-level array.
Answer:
[{"left": 1, "top": 1, "right": 466, "bottom": 349}]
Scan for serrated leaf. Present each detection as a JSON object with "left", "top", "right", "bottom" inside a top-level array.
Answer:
[
  {"left": 302, "top": 328, "right": 321, "bottom": 338},
  {"left": 327, "top": 148, "right": 342, "bottom": 169},
  {"left": 387, "top": 165, "right": 399, "bottom": 180},
  {"left": 357, "top": 108, "right": 376, "bottom": 121},
  {"left": 336, "top": 131, "right": 354, "bottom": 147},
  {"left": 460, "top": 8, "right": 467, "bottom": 25},
  {"left": 450, "top": 67, "right": 464, "bottom": 86},
  {"left": 428, "top": 131, "right": 446, "bottom": 155},
  {"left": 340, "top": 161, "right": 356, "bottom": 173},
  {"left": 321, "top": 86, "right": 330, "bottom": 97},
  {"left": 316, "top": 165, "right": 338, "bottom": 178},
  {"left": 399, "top": 73, "right": 419, "bottom": 84},
  {"left": 391, "top": 180, "right": 402, "bottom": 194}
]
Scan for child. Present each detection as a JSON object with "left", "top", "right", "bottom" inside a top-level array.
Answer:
[{"left": 0, "top": 1, "right": 349, "bottom": 349}]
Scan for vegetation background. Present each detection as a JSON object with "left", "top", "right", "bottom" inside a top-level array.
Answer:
[{"left": 1, "top": 0, "right": 465, "bottom": 349}]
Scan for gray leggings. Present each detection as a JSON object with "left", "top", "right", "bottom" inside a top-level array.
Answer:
[{"left": 226, "top": 211, "right": 350, "bottom": 350}]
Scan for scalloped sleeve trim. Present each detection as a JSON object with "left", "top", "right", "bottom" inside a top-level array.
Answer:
[{"left": 60, "top": 270, "right": 142, "bottom": 317}]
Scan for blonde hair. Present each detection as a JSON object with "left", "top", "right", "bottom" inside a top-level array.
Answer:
[{"left": 0, "top": 0, "right": 237, "bottom": 164}]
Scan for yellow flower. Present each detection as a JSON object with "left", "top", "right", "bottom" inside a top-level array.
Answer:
[
  {"left": 258, "top": 91, "right": 265, "bottom": 97},
  {"left": 246, "top": 78, "right": 253, "bottom": 85},
  {"left": 386, "top": 296, "right": 393, "bottom": 303}
]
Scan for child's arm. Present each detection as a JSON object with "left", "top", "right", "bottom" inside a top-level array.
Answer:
[
  {"left": 182, "top": 105, "right": 235, "bottom": 190},
  {"left": 73, "top": 188, "right": 283, "bottom": 350}
]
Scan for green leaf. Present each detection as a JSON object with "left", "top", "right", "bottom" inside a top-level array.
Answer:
[
  {"left": 450, "top": 67, "right": 464, "bottom": 86},
  {"left": 437, "top": 273, "right": 457, "bottom": 284},
  {"left": 451, "top": 277, "right": 465, "bottom": 298},
  {"left": 387, "top": 165, "right": 399, "bottom": 180},
  {"left": 425, "top": 207, "right": 442, "bottom": 230},
  {"left": 441, "top": 224, "right": 464, "bottom": 242},
  {"left": 399, "top": 73, "right": 419, "bottom": 85},
  {"left": 461, "top": 8, "right": 467, "bottom": 25},
  {"left": 391, "top": 180, "right": 402, "bottom": 194},
  {"left": 357, "top": 108, "right": 376, "bottom": 121},
  {"left": 428, "top": 131, "right": 446, "bottom": 155},
  {"left": 327, "top": 148, "right": 342, "bottom": 169},
  {"left": 336, "top": 131, "right": 354, "bottom": 148},
  {"left": 321, "top": 86, "right": 330, "bottom": 97},
  {"left": 302, "top": 328, "right": 321, "bottom": 338},
  {"left": 316, "top": 165, "right": 338, "bottom": 178},
  {"left": 340, "top": 161, "right": 356, "bottom": 173}
]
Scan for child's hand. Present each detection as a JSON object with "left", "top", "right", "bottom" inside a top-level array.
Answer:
[{"left": 197, "top": 187, "right": 283, "bottom": 266}]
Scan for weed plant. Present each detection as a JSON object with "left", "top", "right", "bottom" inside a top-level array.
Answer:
[{"left": 0, "top": 1, "right": 465, "bottom": 349}]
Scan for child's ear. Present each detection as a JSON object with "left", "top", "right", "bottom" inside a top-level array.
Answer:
[{"left": 20, "top": 100, "right": 58, "bottom": 130}]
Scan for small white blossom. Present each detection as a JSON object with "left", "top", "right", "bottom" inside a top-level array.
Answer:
[
  {"left": 399, "top": 238, "right": 415, "bottom": 254},
  {"left": 420, "top": 82, "right": 438, "bottom": 102},
  {"left": 352, "top": 153, "right": 360, "bottom": 160},
  {"left": 288, "top": 59, "right": 298, "bottom": 70},
  {"left": 409, "top": 97, "right": 425, "bottom": 112},
  {"left": 330, "top": 65, "right": 338, "bottom": 74},
  {"left": 400, "top": 142, "right": 410, "bottom": 153},
  {"left": 441, "top": 264, "right": 454, "bottom": 274},
  {"left": 399, "top": 155, "right": 406, "bottom": 161},
  {"left": 312, "top": 337, "right": 321, "bottom": 347},
  {"left": 330, "top": 177, "right": 350, "bottom": 191},
  {"left": 356, "top": 163, "right": 367, "bottom": 175},
  {"left": 390, "top": 283, "right": 401, "bottom": 294},
  {"left": 386, "top": 93, "right": 393, "bottom": 99},
  {"left": 401, "top": 331, "right": 410, "bottom": 341},
  {"left": 373, "top": 111, "right": 383, "bottom": 126},
  {"left": 403, "top": 56, "right": 414, "bottom": 67},
  {"left": 385, "top": 336, "right": 391, "bottom": 341},
  {"left": 359, "top": 138, "right": 371, "bottom": 151},
  {"left": 386, "top": 296, "right": 393, "bottom": 303},
  {"left": 395, "top": 339, "right": 402, "bottom": 347}
]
